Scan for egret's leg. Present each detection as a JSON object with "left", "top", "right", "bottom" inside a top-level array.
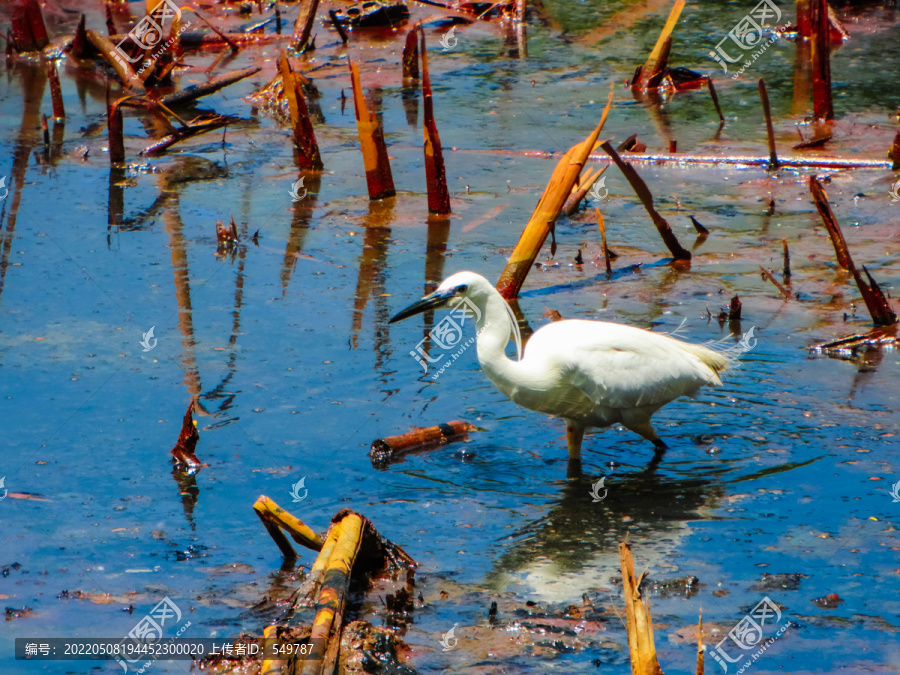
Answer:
[
  {"left": 565, "top": 422, "right": 585, "bottom": 461},
  {"left": 621, "top": 409, "right": 667, "bottom": 451}
]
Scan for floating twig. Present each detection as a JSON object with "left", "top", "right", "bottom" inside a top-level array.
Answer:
[
  {"left": 349, "top": 60, "right": 396, "bottom": 200},
  {"left": 496, "top": 84, "right": 614, "bottom": 299},
  {"left": 140, "top": 116, "right": 231, "bottom": 155},
  {"left": 161, "top": 66, "right": 261, "bottom": 107},
  {"left": 758, "top": 79, "right": 778, "bottom": 170},
  {"left": 809, "top": 176, "right": 897, "bottom": 326},
  {"left": 601, "top": 140, "right": 691, "bottom": 260},
  {"left": 370, "top": 420, "right": 475, "bottom": 467},
  {"left": 420, "top": 28, "right": 451, "bottom": 215}
]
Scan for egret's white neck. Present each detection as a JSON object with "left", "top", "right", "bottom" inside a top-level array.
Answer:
[{"left": 471, "top": 289, "right": 521, "bottom": 388}]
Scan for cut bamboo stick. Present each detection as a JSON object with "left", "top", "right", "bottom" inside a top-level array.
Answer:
[
  {"left": 600, "top": 141, "right": 691, "bottom": 260},
  {"left": 301, "top": 514, "right": 364, "bottom": 674},
  {"left": 349, "top": 60, "right": 396, "bottom": 200},
  {"left": 809, "top": 176, "right": 897, "bottom": 326},
  {"left": 420, "top": 28, "right": 451, "bottom": 214},
  {"left": 278, "top": 50, "right": 324, "bottom": 170},
  {"left": 619, "top": 542, "right": 664, "bottom": 675},
  {"left": 253, "top": 495, "right": 326, "bottom": 556},
  {"left": 496, "top": 84, "right": 615, "bottom": 299},
  {"left": 370, "top": 420, "right": 475, "bottom": 466}
]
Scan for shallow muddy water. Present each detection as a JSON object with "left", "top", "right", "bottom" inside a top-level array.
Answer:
[{"left": 1, "top": 0, "right": 899, "bottom": 673}]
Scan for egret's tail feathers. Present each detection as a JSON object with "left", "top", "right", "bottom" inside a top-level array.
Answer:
[{"left": 682, "top": 342, "right": 734, "bottom": 383}]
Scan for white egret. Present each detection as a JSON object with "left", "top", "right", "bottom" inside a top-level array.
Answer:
[{"left": 390, "top": 271, "right": 731, "bottom": 461}]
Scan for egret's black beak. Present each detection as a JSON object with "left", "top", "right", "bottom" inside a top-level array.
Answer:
[{"left": 389, "top": 290, "right": 452, "bottom": 323}]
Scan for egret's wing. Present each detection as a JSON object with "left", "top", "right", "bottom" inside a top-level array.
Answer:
[{"left": 531, "top": 321, "right": 722, "bottom": 410}]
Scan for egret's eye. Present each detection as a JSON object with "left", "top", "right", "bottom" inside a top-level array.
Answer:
[{"left": 456, "top": 284, "right": 468, "bottom": 294}]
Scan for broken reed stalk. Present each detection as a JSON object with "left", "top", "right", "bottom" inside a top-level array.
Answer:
[
  {"left": 47, "top": 62, "right": 65, "bottom": 119},
  {"left": 170, "top": 400, "right": 201, "bottom": 469},
  {"left": 301, "top": 514, "right": 364, "bottom": 674},
  {"left": 86, "top": 30, "right": 141, "bottom": 87},
  {"left": 420, "top": 28, "right": 451, "bottom": 215},
  {"left": 758, "top": 79, "right": 779, "bottom": 169},
  {"left": 689, "top": 215, "right": 709, "bottom": 235},
  {"left": 810, "top": 0, "right": 834, "bottom": 121},
  {"left": 596, "top": 208, "right": 612, "bottom": 279},
  {"left": 328, "top": 10, "right": 349, "bottom": 44},
  {"left": 708, "top": 78, "right": 724, "bottom": 122},
  {"left": 696, "top": 611, "right": 704, "bottom": 675},
  {"left": 496, "top": 84, "right": 615, "bottom": 299},
  {"left": 797, "top": 0, "right": 812, "bottom": 38},
  {"left": 140, "top": 116, "right": 230, "bottom": 155},
  {"left": 108, "top": 98, "right": 125, "bottom": 164},
  {"left": 782, "top": 237, "right": 791, "bottom": 281},
  {"left": 618, "top": 542, "right": 664, "bottom": 675},
  {"left": 293, "top": 0, "right": 321, "bottom": 52},
  {"left": 278, "top": 51, "right": 323, "bottom": 170},
  {"left": 349, "top": 61, "right": 396, "bottom": 200},
  {"left": 600, "top": 140, "right": 691, "bottom": 260},
  {"left": 889, "top": 129, "right": 900, "bottom": 171},
  {"left": 562, "top": 164, "right": 608, "bottom": 216},
  {"left": 11, "top": 0, "right": 49, "bottom": 52},
  {"left": 645, "top": 36, "right": 672, "bottom": 89},
  {"left": 635, "top": 0, "right": 685, "bottom": 91},
  {"left": 402, "top": 25, "right": 420, "bottom": 80},
  {"left": 759, "top": 266, "right": 792, "bottom": 299},
  {"left": 809, "top": 176, "right": 897, "bottom": 326}
]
